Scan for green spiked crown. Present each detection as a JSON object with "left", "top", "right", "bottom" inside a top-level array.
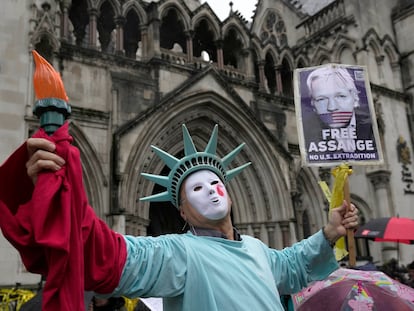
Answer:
[{"left": 140, "top": 124, "right": 251, "bottom": 208}]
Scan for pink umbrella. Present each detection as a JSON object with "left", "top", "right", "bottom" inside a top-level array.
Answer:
[{"left": 293, "top": 268, "right": 414, "bottom": 310}]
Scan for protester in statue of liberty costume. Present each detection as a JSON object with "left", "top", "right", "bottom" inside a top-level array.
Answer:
[{"left": 22, "top": 124, "right": 358, "bottom": 310}]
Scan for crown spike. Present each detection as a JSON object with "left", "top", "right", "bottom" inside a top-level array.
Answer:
[
  {"left": 152, "top": 145, "right": 179, "bottom": 169},
  {"left": 182, "top": 124, "right": 198, "bottom": 156},
  {"left": 204, "top": 124, "right": 218, "bottom": 155},
  {"left": 222, "top": 143, "right": 245, "bottom": 168},
  {"left": 140, "top": 191, "right": 171, "bottom": 202},
  {"left": 141, "top": 173, "right": 169, "bottom": 188},
  {"left": 226, "top": 162, "right": 251, "bottom": 181}
]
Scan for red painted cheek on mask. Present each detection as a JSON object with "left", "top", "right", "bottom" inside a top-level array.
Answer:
[{"left": 217, "top": 184, "right": 225, "bottom": 196}]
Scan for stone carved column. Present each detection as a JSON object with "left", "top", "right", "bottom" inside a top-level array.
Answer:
[
  {"left": 292, "top": 192, "right": 303, "bottom": 240},
  {"left": 61, "top": 0, "right": 71, "bottom": 41},
  {"left": 140, "top": 25, "right": 148, "bottom": 59},
  {"left": 267, "top": 223, "right": 276, "bottom": 248},
  {"left": 252, "top": 225, "right": 261, "bottom": 239},
  {"left": 111, "top": 214, "right": 126, "bottom": 234},
  {"left": 114, "top": 16, "right": 125, "bottom": 55},
  {"left": 246, "top": 224, "right": 254, "bottom": 237},
  {"left": 111, "top": 88, "right": 118, "bottom": 128},
  {"left": 376, "top": 55, "right": 385, "bottom": 85},
  {"left": 391, "top": 61, "right": 402, "bottom": 91},
  {"left": 367, "top": 170, "right": 391, "bottom": 217},
  {"left": 258, "top": 61, "right": 266, "bottom": 91},
  {"left": 185, "top": 31, "right": 194, "bottom": 63},
  {"left": 366, "top": 169, "right": 395, "bottom": 263},
  {"left": 241, "top": 48, "right": 251, "bottom": 75},
  {"left": 88, "top": 8, "right": 98, "bottom": 49},
  {"left": 280, "top": 221, "right": 291, "bottom": 247},
  {"left": 215, "top": 39, "right": 224, "bottom": 69},
  {"left": 275, "top": 65, "right": 283, "bottom": 94},
  {"left": 260, "top": 224, "right": 269, "bottom": 245},
  {"left": 146, "top": 4, "right": 160, "bottom": 58}
]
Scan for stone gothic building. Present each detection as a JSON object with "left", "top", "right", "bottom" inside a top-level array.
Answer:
[{"left": 1, "top": 0, "right": 414, "bottom": 287}]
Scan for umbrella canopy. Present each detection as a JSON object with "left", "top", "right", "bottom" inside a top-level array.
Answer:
[
  {"left": 293, "top": 268, "right": 414, "bottom": 310},
  {"left": 355, "top": 217, "right": 414, "bottom": 244},
  {"left": 137, "top": 298, "right": 163, "bottom": 311}
]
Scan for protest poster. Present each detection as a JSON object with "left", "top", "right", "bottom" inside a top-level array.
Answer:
[{"left": 294, "top": 63, "right": 383, "bottom": 166}]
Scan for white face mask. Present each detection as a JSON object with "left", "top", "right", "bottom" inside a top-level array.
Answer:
[{"left": 183, "top": 170, "right": 229, "bottom": 220}]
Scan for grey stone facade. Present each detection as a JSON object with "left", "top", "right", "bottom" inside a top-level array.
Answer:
[{"left": 1, "top": 0, "right": 414, "bottom": 287}]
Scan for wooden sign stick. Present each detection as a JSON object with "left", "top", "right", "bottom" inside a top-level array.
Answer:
[{"left": 344, "top": 176, "right": 356, "bottom": 267}]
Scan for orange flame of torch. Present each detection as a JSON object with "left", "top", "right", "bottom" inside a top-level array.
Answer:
[{"left": 32, "top": 50, "right": 69, "bottom": 102}]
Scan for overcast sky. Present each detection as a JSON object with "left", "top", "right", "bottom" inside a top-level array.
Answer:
[
  {"left": 201, "top": 0, "right": 257, "bottom": 21},
  {"left": 201, "top": 1, "right": 334, "bottom": 20}
]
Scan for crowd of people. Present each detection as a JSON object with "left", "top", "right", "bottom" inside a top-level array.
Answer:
[{"left": 377, "top": 259, "right": 414, "bottom": 288}]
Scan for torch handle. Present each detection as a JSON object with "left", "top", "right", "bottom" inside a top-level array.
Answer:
[{"left": 344, "top": 176, "right": 356, "bottom": 267}]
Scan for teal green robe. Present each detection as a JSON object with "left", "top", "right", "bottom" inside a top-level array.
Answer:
[{"left": 106, "top": 230, "right": 338, "bottom": 311}]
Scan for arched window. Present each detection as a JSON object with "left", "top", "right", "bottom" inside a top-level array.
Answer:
[
  {"left": 193, "top": 19, "right": 217, "bottom": 63},
  {"left": 97, "top": 1, "right": 116, "bottom": 52},
  {"left": 68, "top": 0, "right": 89, "bottom": 46},
  {"left": 260, "top": 11, "right": 287, "bottom": 47},
  {"left": 124, "top": 10, "right": 141, "bottom": 59},
  {"left": 160, "top": 9, "right": 187, "bottom": 53},
  {"left": 223, "top": 28, "right": 243, "bottom": 69},
  {"left": 280, "top": 58, "right": 293, "bottom": 96}
]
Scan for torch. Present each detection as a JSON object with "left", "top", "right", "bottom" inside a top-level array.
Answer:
[{"left": 32, "top": 50, "right": 71, "bottom": 135}]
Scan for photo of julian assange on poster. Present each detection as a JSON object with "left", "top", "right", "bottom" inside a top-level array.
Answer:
[{"left": 294, "top": 64, "right": 383, "bottom": 166}]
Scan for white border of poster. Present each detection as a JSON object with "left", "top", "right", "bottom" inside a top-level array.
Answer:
[{"left": 294, "top": 64, "right": 383, "bottom": 167}]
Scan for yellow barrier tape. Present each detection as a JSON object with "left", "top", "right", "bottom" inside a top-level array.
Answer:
[
  {"left": 0, "top": 288, "right": 36, "bottom": 310},
  {"left": 318, "top": 181, "right": 331, "bottom": 203},
  {"left": 319, "top": 163, "right": 353, "bottom": 261},
  {"left": 123, "top": 297, "right": 139, "bottom": 311}
]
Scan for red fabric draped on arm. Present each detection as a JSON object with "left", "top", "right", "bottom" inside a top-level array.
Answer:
[{"left": 0, "top": 123, "right": 126, "bottom": 311}]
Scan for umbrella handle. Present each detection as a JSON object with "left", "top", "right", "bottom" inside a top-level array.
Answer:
[{"left": 344, "top": 176, "right": 356, "bottom": 267}]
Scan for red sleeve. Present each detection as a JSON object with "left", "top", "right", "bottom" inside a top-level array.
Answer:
[
  {"left": 0, "top": 142, "right": 34, "bottom": 213},
  {"left": 82, "top": 205, "right": 127, "bottom": 294},
  {"left": 0, "top": 123, "right": 126, "bottom": 311}
]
